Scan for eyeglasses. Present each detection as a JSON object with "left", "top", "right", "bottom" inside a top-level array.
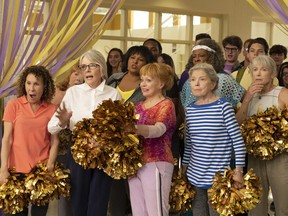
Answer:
[
  {"left": 78, "top": 63, "right": 100, "bottom": 71},
  {"left": 224, "top": 47, "right": 238, "bottom": 52}
]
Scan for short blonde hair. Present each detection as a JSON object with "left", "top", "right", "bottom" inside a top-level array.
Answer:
[
  {"left": 250, "top": 55, "right": 277, "bottom": 77},
  {"left": 188, "top": 63, "right": 219, "bottom": 92},
  {"left": 140, "top": 63, "right": 174, "bottom": 94}
]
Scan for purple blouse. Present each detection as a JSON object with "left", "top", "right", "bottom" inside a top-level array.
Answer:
[{"left": 136, "top": 98, "right": 176, "bottom": 164}]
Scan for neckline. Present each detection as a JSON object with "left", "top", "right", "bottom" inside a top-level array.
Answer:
[{"left": 142, "top": 98, "right": 166, "bottom": 109}]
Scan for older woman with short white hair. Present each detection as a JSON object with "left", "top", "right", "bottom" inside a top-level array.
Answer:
[
  {"left": 236, "top": 55, "right": 288, "bottom": 216},
  {"left": 183, "top": 63, "right": 246, "bottom": 216}
]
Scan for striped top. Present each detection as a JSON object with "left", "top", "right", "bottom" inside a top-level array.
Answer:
[{"left": 182, "top": 98, "right": 246, "bottom": 189}]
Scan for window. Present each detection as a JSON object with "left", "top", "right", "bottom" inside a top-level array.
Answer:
[{"left": 93, "top": 8, "right": 221, "bottom": 77}]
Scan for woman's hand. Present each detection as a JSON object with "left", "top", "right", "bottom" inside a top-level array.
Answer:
[
  {"left": 56, "top": 102, "right": 72, "bottom": 128},
  {"left": 46, "top": 163, "right": 55, "bottom": 172},
  {"left": 233, "top": 171, "right": 244, "bottom": 189},
  {"left": 87, "top": 138, "right": 101, "bottom": 149},
  {"left": 243, "top": 82, "right": 264, "bottom": 103},
  {"left": 0, "top": 169, "right": 10, "bottom": 184}
]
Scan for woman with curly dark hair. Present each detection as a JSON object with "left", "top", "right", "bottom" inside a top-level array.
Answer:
[
  {"left": 0, "top": 65, "right": 58, "bottom": 216},
  {"left": 181, "top": 38, "right": 245, "bottom": 109}
]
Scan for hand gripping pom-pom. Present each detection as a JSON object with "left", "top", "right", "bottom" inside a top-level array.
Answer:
[
  {"left": 241, "top": 105, "right": 288, "bottom": 160},
  {"left": 72, "top": 99, "right": 143, "bottom": 179},
  {"left": 0, "top": 172, "right": 28, "bottom": 214},
  {"left": 208, "top": 168, "right": 263, "bottom": 215},
  {"left": 24, "top": 162, "right": 70, "bottom": 206},
  {"left": 169, "top": 168, "right": 195, "bottom": 213}
]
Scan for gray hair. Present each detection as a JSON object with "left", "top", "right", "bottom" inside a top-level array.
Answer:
[
  {"left": 79, "top": 49, "right": 107, "bottom": 80},
  {"left": 188, "top": 63, "right": 219, "bottom": 92},
  {"left": 250, "top": 55, "right": 277, "bottom": 76}
]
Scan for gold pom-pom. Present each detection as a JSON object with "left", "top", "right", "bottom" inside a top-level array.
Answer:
[
  {"left": 241, "top": 105, "right": 288, "bottom": 160},
  {"left": 72, "top": 99, "right": 143, "bottom": 179},
  {"left": 208, "top": 168, "right": 263, "bottom": 215},
  {"left": 0, "top": 172, "right": 28, "bottom": 214},
  {"left": 169, "top": 166, "right": 195, "bottom": 213},
  {"left": 71, "top": 118, "right": 103, "bottom": 169},
  {"left": 58, "top": 128, "right": 71, "bottom": 155},
  {"left": 92, "top": 99, "right": 142, "bottom": 179},
  {"left": 24, "top": 161, "right": 70, "bottom": 206}
]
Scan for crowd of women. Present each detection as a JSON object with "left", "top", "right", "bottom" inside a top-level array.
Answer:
[{"left": 0, "top": 35, "right": 287, "bottom": 216}]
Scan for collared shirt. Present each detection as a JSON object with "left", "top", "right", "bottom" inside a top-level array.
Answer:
[
  {"left": 3, "top": 96, "right": 56, "bottom": 173},
  {"left": 48, "top": 81, "right": 122, "bottom": 134}
]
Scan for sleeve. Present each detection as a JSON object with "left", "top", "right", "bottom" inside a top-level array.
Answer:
[
  {"left": 133, "top": 122, "right": 167, "bottom": 138},
  {"left": 222, "top": 102, "right": 246, "bottom": 167},
  {"left": 3, "top": 99, "right": 16, "bottom": 122},
  {"left": 220, "top": 75, "right": 245, "bottom": 108},
  {"left": 136, "top": 99, "right": 176, "bottom": 138},
  {"left": 114, "top": 91, "right": 122, "bottom": 101},
  {"left": 180, "top": 80, "right": 197, "bottom": 110},
  {"left": 156, "top": 99, "right": 176, "bottom": 130},
  {"left": 48, "top": 89, "right": 73, "bottom": 135},
  {"left": 182, "top": 111, "right": 192, "bottom": 165}
]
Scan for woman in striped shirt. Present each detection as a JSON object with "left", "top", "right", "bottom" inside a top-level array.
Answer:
[{"left": 182, "top": 63, "right": 246, "bottom": 216}]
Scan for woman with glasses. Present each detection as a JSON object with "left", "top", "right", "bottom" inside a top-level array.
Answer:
[{"left": 48, "top": 49, "right": 122, "bottom": 216}]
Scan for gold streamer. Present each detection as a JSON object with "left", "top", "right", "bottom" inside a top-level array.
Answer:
[{"left": 0, "top": 0, "right": 126, "bottom": 98}]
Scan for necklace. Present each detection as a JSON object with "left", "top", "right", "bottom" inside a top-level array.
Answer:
[{"left": 258, "top": 85, "right": 275, "bottom": 99}]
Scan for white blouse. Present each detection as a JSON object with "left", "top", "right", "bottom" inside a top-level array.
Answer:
[{"left": 48, "top": 80, "right": 122, "bottom": 134}]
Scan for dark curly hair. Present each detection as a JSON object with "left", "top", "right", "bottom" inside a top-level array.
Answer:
[
  {"left": 17, "top": 65, "right": 55, "bottom": 103},
  {"left": 197, "top": 38, "right": 225, "bottom": 72},
  {"left": 122, "top": 46, "right": 156, "bottom": 72}
]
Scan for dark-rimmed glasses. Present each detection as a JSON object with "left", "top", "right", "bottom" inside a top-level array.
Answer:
[{"left": 78, "top": 63, "right": 100, "bottom": 71}]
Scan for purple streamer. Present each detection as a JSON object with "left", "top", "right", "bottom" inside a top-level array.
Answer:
[
  {"left": 264, "top": 0, "right": 288, "bottom": 23},
  {"left": 11, "top": 0, "right": 25, "bottom": 60},
  {"left": 24, "top": 0, "right": 47, "bottom": 65},
  {"left": 1, "top": 0, "right": 124, "bottom": 97},
  {"left": 0, "top": 1, "right": 14, "bottom": 72},
  {"left": 8, "top": 0, "right": 38, "bottom": 78}
]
